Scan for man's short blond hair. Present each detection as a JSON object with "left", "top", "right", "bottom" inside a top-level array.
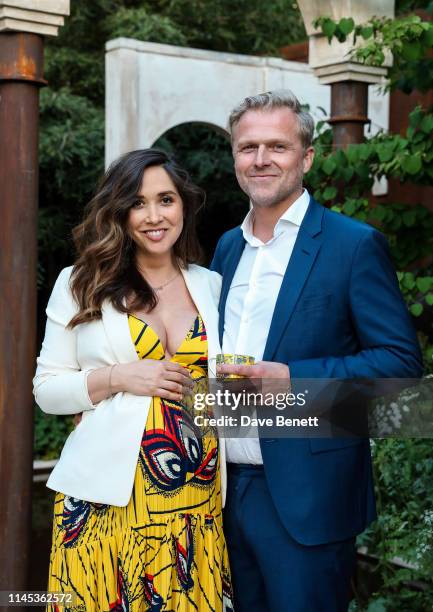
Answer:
[{"left": 229, "top": 90, "right": 315, "bottom": 149}]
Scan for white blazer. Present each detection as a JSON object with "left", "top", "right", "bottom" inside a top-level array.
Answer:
[{"left": 33, "top": 264, "right": 225, "bottom": 507}]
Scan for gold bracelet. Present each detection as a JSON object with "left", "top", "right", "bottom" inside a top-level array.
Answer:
[{"left": 108, "top": 364, "right": 116, "bottom": 397}]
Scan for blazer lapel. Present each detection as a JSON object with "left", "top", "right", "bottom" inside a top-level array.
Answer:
[
  {"left": 218, "top": 231, "right": 245, "bottom": 343},
  {"left": 263, "top": 199, "right": 324, "bottom": 361},
  {"left": 101, "top": 301, "right": 139, "bottom": 364}
]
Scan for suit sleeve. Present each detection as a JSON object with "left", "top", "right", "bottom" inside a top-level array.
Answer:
[
  {"left": 288, "top": 230, "right": 424, "bottom": 379},
  {"left": 210, "top": 235, "right": 224, "bottom": 274},
  {"left": 33, "top": 268, "right": 96, "bottom": 415}
]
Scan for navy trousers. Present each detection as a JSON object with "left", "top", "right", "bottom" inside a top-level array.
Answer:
[{"left": 224, "top": 464, "right": 356, "bottom": 612}]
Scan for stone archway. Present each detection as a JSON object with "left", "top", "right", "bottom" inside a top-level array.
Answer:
[{"left": 105, "top": 38, "right": 390, "bottom": 168}]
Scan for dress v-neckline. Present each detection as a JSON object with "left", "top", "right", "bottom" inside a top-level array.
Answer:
[{"left": 129, "top": 313, "right": 200, "bottom": 360}]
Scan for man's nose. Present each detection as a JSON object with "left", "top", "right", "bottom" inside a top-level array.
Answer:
[{"left": 254, "top": 145, "right": 271, "bottom": 167}]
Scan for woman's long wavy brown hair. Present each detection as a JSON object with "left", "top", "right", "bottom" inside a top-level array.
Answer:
[{"left": 68, "top": 149, "right": 204, "bottom": 328}]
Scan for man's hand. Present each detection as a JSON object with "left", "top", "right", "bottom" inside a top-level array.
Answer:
[
  {"left": 217, "top": 361, "right": 291, "bottom": 403},
  {"left": 217, "top": 360, "right": 290, "bottom": 379}
]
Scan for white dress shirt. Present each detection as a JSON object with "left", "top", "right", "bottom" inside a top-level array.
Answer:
[{"left": 223, "top": 189, "right": 310, "bottom": 464}]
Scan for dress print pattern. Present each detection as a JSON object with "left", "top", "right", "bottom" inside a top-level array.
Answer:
[{"left": 47, "top": 313, "right": 233, "bottom": 611}]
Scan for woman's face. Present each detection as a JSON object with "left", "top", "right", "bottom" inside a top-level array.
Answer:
[{"left": 127, "top": 165, "right": 184, "bottom": 260}]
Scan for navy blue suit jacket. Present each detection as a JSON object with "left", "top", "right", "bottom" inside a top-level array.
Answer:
[{"left": 211, "top": 197, "right": 423, "bottom": 546}]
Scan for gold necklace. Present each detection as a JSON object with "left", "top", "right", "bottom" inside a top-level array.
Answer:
[{"left": 137, "top": 266, "right": 180, "bottom": 292}]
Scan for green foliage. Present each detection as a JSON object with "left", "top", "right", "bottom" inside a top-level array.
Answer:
[
  {"left": 162, "top": 0, "right": 305, "bottom": 55},
  {"left": 314, "top": 13, "right": 433, "bottom": 93},
  {"left": 34, "top": 408, "right": 73, "bottom": 460},
  {"left": 104, "top": 7, "right": 188, "bottom": 46},
  {"left": 355, "top": 438, "right": 433, "bottom": 610}
]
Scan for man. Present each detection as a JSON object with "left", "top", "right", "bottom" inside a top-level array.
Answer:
[{"left": 210, "top": 90, "right": 423, "bottom": 611}]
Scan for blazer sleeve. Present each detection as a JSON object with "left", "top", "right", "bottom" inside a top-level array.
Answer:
[
  {"left": 289, "top": 229, "right": 424, "bottom": 379},
  {"left": 33, "top": 267, "right": 96, "bottom": 415}
]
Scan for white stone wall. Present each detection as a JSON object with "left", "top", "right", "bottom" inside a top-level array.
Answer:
[{"left": 105, "top": 38, "right": 389, "bottom": 168}]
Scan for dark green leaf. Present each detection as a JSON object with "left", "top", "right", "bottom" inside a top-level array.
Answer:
[
  {"left": 322, "top": 157, "right": 337, "bottom": 175},
  {"left": 338, "top": 17, "right": 354, "bottom": 35},
  {"left": 323, "top": 186, "right": 337, "bottom": 201},
  {"left": 322, "top": 19, "right": 336, "bottom": 39},
  {"left": 401, "top": 154, "right": 422, "bottom": 175},
  {"left": 417, "top": 277, "right": 432, "bottom": 293},
  {"left": 410, "top": 303, "right": 423, "bottom": 316},
  {"left": 360, "top": 26, "right": 373, "bottom": 40}
]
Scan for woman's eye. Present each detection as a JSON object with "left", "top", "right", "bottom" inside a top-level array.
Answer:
[
  {"left": 132, "top": 200, "right": 144, "bottom": 208},
  {"left": 161, "top": 196, "right": 173, "bottom": 205}
]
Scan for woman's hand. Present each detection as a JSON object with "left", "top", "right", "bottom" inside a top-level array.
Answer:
[{"left": 112, "top": 360, "right": 193, "bottom": 401}]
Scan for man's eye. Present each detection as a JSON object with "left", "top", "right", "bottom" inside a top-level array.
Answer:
[
  {"left": 274, "top": 144, "right": 286, "bottom": 151},
  {"left": 241, "top": 145, "right": 256, "bottom": 152}
]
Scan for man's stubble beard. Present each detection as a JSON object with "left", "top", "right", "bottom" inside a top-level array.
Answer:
[{"left": 246, "top": 170, "right": 304, "bottom": 209}]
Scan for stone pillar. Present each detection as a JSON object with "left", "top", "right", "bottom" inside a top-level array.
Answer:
[
  {"left": 297, "top": 0, "right": 394, "bottom": 148},
  {"left": 0, "top": 0, "right": 69, "bottom": 600}
]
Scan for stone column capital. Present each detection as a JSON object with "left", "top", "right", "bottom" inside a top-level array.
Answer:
[
  {"left": 297, "top": 0, "right": 394, "bottom": 85},
  {"left": 0, "top": 0, "right": 70, "bottom": 36}
]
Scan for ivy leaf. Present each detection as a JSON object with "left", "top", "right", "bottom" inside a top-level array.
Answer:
[
  {"left": 338, "top": 17, "right": 354, "bottom": 35},
  {"left": 420, "top": 115, "right": 433, "bottom": 134},
  {"left": 323, "top": 186, "right": 337, "bottom": 201},
  {"left": 402, "top": 210, "right": 416, "bottom": 227},
  {"left": 401, "top": 41, "right": 422, "bottom": 61},
  {"left": 401, "top": 154, "right": 422, "bottom": 175},
  {"left": 425, "top": 293, "right": 433, "bottom": 306},
  {"left": 372, "top": 206, "right": 386, "bottom": 221},
  {"left": 417, "top": 277, "right": 432, "bottom": 293},
  {"left": 343, "top": 200, "right": 356, "bottom": 216},
  {"left": 322, "top": 18, "right": 336, "bottom": 40},
  {"left": 342, "top": 167, "right": 354, "bottom": 181},
  {"left": 346, "top": 146, "right": 359, "bottom": 164},
  {"left": 360, "top": 26, "right": 373, "bottom": 40},
  {"left": 377, "top": 144, "right": 395, "bottom": 162},
  {"left": 322, "top": 157, "right": 337, "bottom": 175},
  {"left": 403, "top": 273, "right": 416, "bottom": 290},
  {"left": 410, "top": 303, "right": 423, "bottom": 317}
]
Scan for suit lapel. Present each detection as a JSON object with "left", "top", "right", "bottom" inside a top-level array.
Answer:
[
  {"left": 218, "top": 230, "right": 245, "bottom": 343},
  {"left": 263, "top": 199, "right": 324, "bottom": 361}
]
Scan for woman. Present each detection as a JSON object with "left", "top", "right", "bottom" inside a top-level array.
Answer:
[{"left": 33, "top": 149, "right": 233, "bottom": 611}]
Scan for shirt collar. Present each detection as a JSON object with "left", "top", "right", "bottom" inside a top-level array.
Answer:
[{"left": 241, "top": 189, "right": 310, "bottom": 246}]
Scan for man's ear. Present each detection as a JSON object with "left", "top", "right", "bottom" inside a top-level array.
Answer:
[{"left": 303, "top": 146, "right": 315, "bottom": 173}]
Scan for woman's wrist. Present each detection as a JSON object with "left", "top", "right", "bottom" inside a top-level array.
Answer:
[{"left": 109, "top": 363, "right": 124, "bottom": 394}]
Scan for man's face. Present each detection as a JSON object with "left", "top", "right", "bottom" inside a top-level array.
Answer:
[{"left": 232, "top": 107, "right": 314, "bottom": 209}]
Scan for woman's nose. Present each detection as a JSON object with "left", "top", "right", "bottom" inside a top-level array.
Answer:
[{"left": 145, "top": 205, "right": 163, "bottom": 224}]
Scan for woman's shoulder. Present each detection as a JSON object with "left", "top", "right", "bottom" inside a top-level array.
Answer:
[
  {"left": 45, "top": 266, "right": 77, "bottom": 319},
  {"left": 186, "top": 263, "right": 222, "bottom": 301},
  {"left": 187, "top": 263, "right": 221, "bottom": 285}
]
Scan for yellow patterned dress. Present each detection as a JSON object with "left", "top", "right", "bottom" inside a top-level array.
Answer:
[{"left": 47, "top": 313, "right": 233, "bottom": 612}]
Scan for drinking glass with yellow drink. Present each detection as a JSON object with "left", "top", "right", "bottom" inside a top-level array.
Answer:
[{"left": 215, "top": 353, "right": 255, "bottom": 379}]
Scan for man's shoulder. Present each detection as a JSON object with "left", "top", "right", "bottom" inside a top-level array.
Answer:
[
  {"left": 317, "top": 201, "right": 379, "bottom": 241},
  {"left": 217, "top": 225, "right": 243, "bottom": 247}
]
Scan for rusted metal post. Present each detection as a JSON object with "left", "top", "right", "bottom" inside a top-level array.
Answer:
[
  {"left": 0, "top": 31, "right": 45, "bottom": 595},
  {"left": 328, "top": 80, "right": 370, "bottom": 147}
]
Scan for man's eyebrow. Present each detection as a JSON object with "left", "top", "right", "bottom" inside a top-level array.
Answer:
[{"left": 236, "top": 138, "right": 295, "bottom": 147}]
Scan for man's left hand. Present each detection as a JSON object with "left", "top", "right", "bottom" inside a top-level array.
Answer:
[{"left": 217, "top": 361, "right": 290, "bottom": 379}]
